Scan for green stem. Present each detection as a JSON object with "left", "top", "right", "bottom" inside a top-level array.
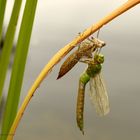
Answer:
[
  {"left": 0, "top": 0, "right": 7, "bottom": 41},
  {"left": 0, "top": 0, "right": 38, "bottom": 139},
  {"left": 0, "top": 0, "right": 22, "bottom": 103}
]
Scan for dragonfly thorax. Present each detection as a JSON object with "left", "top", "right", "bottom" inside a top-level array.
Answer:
[{"left": 86, "top": 64, "right": 102, "bottom": 77}]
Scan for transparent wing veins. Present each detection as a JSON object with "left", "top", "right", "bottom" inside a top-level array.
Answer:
[{"left": 89, "top": 73, "right": 110, "bottom": 116}]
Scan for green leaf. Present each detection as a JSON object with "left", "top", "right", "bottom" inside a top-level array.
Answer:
[
  {"left": 0, "top": 0, "right": 38, "bottom": 139},
  {"left": 0, "top": 0, "right": 22, "bottom": 103},
  {"left": 0, "top": 0, "right": 7, "bottom": 40}
]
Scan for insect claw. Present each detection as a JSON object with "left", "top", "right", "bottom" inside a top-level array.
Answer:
[{"left": 91, "top": 36, "right": 94, "bottom": 39}]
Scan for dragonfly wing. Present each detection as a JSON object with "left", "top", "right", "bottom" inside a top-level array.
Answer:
[{"left": 89, "top": 73, "right": 110, "bottom": 116}]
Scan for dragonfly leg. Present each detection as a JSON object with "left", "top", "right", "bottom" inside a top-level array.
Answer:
[{"left": 79, "top": 58, "right": 94, "bottom": 65}]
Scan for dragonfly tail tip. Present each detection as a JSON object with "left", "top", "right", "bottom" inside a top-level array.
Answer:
[
  {"left": 56, "top": 74, "right": 61, "bottom": 80},
  {"left": 82, "top": 130, "right": 84, "bottom": 135}
]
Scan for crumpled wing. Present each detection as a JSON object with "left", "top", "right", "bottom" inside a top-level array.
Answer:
[{"left": 89, "top": 73, "right": 110, "bottom": 116}]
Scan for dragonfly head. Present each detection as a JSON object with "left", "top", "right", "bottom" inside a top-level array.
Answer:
[
  {"left": 91, "top": 37, "right": 106, "bottom": 48},
  {"left": 94, "top": 54, "right": 104, "bottom": 64}
]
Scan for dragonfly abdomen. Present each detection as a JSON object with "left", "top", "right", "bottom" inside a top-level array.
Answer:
[{"left": 76, "top": 72, "right": 90, "bottom": 134}]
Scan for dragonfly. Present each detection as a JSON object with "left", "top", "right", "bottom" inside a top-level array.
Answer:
[
  {"left": 57, "top": 37, "right": 109, "bottom": 134},
  {"left": 76, "top": 53, "right": 110, "bottom": 134}
]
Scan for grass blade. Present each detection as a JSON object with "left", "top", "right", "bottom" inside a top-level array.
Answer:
[
  {"left": 0, "top": 0, "right": 7, "bottom": 40},
  {"left": 1, "top": 0, "right": 38, "bottom": 139},
  {"left": 0, "top": 0, "right": 22, "bottom": 103}
]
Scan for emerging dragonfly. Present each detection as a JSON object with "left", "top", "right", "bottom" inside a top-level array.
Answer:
[
  {"left": 76, "top": 53, "right": 110, "bottom": 134},
  {"left": 57, "top": 37, "right": 110, "bottom": 134}
]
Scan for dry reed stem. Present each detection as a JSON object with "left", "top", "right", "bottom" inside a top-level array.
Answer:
[{"left": 7, "top": 0, "right": 140, "bottom": 140}]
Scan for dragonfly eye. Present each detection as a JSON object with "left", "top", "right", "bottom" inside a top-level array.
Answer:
[
  {"left": 98, "top": 41, "right": 106, "bottom": 48},
  {"left": 94, "top": 54, "right": 104, "bottom": 64}
]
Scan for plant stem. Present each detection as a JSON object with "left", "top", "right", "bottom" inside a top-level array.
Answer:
[
  {"left": 0, "top": 0, "right": 22, "bottom": 103},
  {"left": 0, "top": 0, "right": 7, "bottom": 41},
  {"left": 7, "top": 0, "right": 140, "bottom": 140},
  {"left": 0, "top": 0, "right": 22, "bottom": 139},
  {"left": 1, "top": 0, "right": 37, "bottom": 139}
]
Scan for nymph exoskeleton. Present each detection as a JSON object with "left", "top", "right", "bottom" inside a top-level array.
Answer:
[{"left": 57, "top": 37, "right": 106, "bottom": 79}]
